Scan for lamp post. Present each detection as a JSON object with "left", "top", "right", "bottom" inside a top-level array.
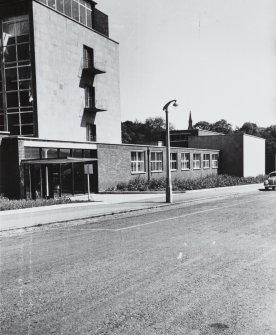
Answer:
[{"left": 163, "top": 99, "right": 178, "bottom": 203}]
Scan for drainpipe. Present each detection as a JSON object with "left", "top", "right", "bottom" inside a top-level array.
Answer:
[{"left": 147, "top": 147, "right": 150, "bottom": 182}]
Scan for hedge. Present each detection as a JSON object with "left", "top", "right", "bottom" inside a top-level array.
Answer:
[
  {"left": 0, "top": 197, "right": 72, "bottom": 211},
  {"left": 109, "top": 174, "right": 266, "bottom": 192}
]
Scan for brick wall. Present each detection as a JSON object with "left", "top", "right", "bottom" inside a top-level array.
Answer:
[{"left": 97, "top": 143, "right": 219, "bottom": 191}]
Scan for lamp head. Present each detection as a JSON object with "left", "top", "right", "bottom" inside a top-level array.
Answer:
[{"left": 163, "top": 99, "right": 178, "bottom": 112}]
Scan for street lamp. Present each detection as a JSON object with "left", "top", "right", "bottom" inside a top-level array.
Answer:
[{"left": 163, "top": 99, "right": 178, "bottom": 203}]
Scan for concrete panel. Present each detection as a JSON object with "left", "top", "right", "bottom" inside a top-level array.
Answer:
[
  {"left": 243, "top": 134, "right": 265, "bottom": 177},
  {"left": 32, "top": 2, "right": 121, "bottom": 144}
]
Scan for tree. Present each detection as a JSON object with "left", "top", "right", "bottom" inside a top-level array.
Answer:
[
  {"left": 194, "top": 119, "right": 233, "bottom": 134},
  {"left": 238, "top": 122, "right": 261, "bottom": 136},
  {"left": 211, "top": 119, "right": 233, "bottom": 134},
  {"left": 193, "top": 121, "right": 212, "bottom": 131},
  {"left": 122, "top": 117, "right": 174, "bottom": 144}
]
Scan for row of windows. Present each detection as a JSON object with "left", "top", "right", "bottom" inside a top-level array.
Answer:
[
  {"left": 0, "top": 15, "right": 34, "bottom": 136},
  {"left": 38, "top": 0, "right": 93, "bottom": 29},
  {"left": 131, "top": 151, "right": 219, "bottom": 173},
  {"left": 24, "top": 147, "right": 95, "bottom": 160}
]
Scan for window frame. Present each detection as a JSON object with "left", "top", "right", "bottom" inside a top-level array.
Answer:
[
  {"left": 170, "top": 152, "right": 178, "bottom": 171},
  {"left": 86, "top": 124, "right": 96, "bottom": 142},
  {"left": 181, "top": 152, "right": 190, "bottom": 170},
  {"left": 1, "top": 15, "right": 34, "bottom": 136},
  {"left": 193, "top": 153, "right": 201, "bottom": 170},
  {"left": 150, "top": 151, "right": 163, "bottom": 172},
  {"left": 203, "top": 153, "right": 210, "bottom": 169},
  {"left": 131, "top": 151, "right": 146, "bottom": 174},
  {"left": 38, "top": 0, "right": 93, "bottom": 29},
  {"left": 212, "top": 153, "right": 219, "bottom": 168}
]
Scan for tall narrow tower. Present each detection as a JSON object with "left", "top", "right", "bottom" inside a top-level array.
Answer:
[{"left": 188, "top": 111, "right": 193, "bottom": 130}]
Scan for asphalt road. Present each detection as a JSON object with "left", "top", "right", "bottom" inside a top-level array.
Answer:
[{"left": 1, "top": 188, "right": 276, "bottom": 335}]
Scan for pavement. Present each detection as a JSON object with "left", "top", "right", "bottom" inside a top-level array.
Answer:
[
  {"left": 0, "top": 183, "right": 276, "bottom": 335},
  {"left": 0, "top": 183, "right": 265, "bottom": 231}
]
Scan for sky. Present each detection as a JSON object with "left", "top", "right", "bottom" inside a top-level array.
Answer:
[{"left": 99, "top": 0, "right": 276, "bottom": 129}]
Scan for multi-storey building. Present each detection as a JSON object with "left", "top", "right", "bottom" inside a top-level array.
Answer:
[{"left": 0, "top": 0, "right": 220, "bottom": 199}]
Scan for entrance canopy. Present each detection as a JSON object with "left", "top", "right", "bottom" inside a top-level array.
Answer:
[{"left": 22, "top": 157, "right": 98, "bottom": 165}]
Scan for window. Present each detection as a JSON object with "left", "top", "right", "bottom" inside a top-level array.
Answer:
[
  {"left": 84, "top": 87, "right": 95, "bottom": 108},
  {"left": 1, "top": 15, "right": 34, "bottom": 136},
  {"left": 203, "top": 153, "right": 210, "bottom": 169},
  {"left": 38, "top": 0, "right": 93, "bottom": 30},
  {"left": 181, "top": 152, "right": 190, "bottom": 170},
  {"left": 193, "top": 153, "right": 201, "bottom": 169},
  {"left": 151, "top": 151, "right": 163, "bottom": 172},
  {"left": 86, "top": 124, "right": 96, "bottom": 142},
  {"left": 212, "top": 154, "right": 219, "bottom": 168},
  {"left": 83, "top": 46, "right": 94, "bottom": 69},
  {"left": 170, "top": 153, "right": 177, "bottom": 171},
  {"left": 131, "top": 151, "right": 145, "bottom": 173}
]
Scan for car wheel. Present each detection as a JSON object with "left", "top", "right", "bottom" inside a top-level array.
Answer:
[
  {"left": 265, "top": 187, "right": 269, "bottom": 191},
  {"left": 273, "top": 187, "right": 276, "bottom": 191}
]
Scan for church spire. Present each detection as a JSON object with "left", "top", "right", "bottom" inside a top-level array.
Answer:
[{"left": 188, "top": 111, "right": 193, "bottom": 130}]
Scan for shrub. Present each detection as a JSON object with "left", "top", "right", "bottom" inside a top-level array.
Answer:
[
  {"left": 0, "top": 197, "right": 72, "bottom": 211},
  {"left": 109, "top": 174, "right": 266, "bottom": 192}
]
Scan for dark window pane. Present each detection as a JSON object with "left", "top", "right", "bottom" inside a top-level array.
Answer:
[
  {"left": 17, "top": 34, "right": 29, "bottom": 44},
  {"left": 86, "top": 9, "right": 92, "bottom": 28},
  {"left": 19, "top": 66, "right": 31, "bottom": 80},
  {"left": 83, "top": 150, "right": 93, "bottom": 158},
  {"left": 80, "top": 5, "right": 86, "bottom": 24},
  {"left": 0, "top": 94, "right": 3, "bottom": 109},
  {"left": 5, "top": 68, "right": 18, "bottom": 91},
  {"left": 72, "top": 0, "right": 79, "bottom": 21},
  {"left": 73, "top": 163, "right": 85, "bottom": 193},
  {"left": 57, "top": 0, "right": 64, "bottom": 12},
  {"left": 59, "top": 149, "right": 71, "bottom": 158},
  {"left": 21, "top": 124, "right": 33, "bottom": 135},
  {"left": 64, "top": 0, "right": 72, "bottom": 16},
  {"left": 19, "top": 80, "right": 31, "bottom": 90},
  {"left": 17, "top": 44, "right": 30, "bottom": 61},
  {"left": 48, "top": 0, "right": 56, "bottom": 9},
  {"left": 72, "top": 149, "right": 83, "bottom": 158},
  {"left": 7, "top": 92, "right": 18, "bottom": 108},
  {"left": 21, "top": 112, "right": 33, "bottom": 125},
  {"left": 16, "top": 20, "right": 29, "bottom": 36},
  {"left": 20, "top": 90, "right": 32, "bottom": 107},
  {"left": 4, "top": 46, "right": 16, "bottom": 63},
  {"left": 0, "top": 114, "right": 4, "bottom": 130},
  {"left": 8, "top": 113, "right": 19, "bottom": 135}
]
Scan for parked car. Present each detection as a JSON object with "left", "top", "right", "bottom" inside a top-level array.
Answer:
[{"left": 264, "top": 171, "right": 276, "bottom": 190}]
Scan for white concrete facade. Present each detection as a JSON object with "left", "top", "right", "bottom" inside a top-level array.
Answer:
[
  {"left": 32, "top": 2, "right": 121, "bottom": 144},
  {"left": 243, "top": 134, "right": 265, "bottom": 177}
]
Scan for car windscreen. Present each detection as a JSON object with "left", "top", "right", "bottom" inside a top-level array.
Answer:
[{"left": 269, "top": 173, "right": 276, "bottom": 177}]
